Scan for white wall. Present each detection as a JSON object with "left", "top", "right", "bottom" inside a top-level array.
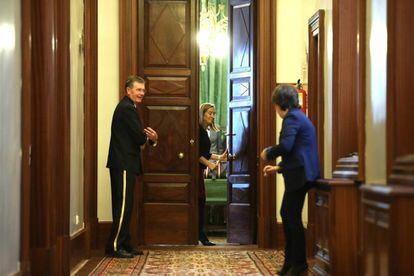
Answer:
[
  {"left": 0, "top": 0, "right": 21, "bottom": 274},
  {"left": 70, "top": 0, "right": 85, "bottom": 236},
  {"left": 276, "top": 0, "right": 333, "bottom": 222},
  {"left": 98, "top": 0, "right": 120, "bottom": 221},
  {"left": 365, "top": 0, "right": 387, "bottom": 185}
]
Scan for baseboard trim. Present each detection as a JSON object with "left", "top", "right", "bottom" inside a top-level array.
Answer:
[
  {"left": 70, "top": 228, "right": 87, "bottom": 270},
  {"left": 97, "top": 221, "right": 112, "bottom": 249}
]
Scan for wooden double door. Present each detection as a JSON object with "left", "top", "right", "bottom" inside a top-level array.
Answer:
[{"left": 123, "top": 0, "right": 257, "bottom": 245}]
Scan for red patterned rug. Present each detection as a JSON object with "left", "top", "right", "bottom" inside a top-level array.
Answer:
[{"left": 89, "top": 250, "right": 284, "bottom": 275}]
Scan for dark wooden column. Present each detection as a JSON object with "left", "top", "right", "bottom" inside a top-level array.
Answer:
[
  {"left": 310, "top": 1, "right": 366, "bottom": 274},
  {"left": 22, "top": 0, "right": 71, "bottom": 274},
  {"left": 21, "top": 0, "right": 33, "bottom": 273},
  {"left": 331, "top": 0, "right": 365, "bottom": 180},
  {"left": 256, "top": 0, "right": 277, "bottom": 248},
  {"left": 361, "top": 0, "right": 414, "bottom": 275},
  {"left": 83, "top": 0, "right": 98, "bottom": 252}
]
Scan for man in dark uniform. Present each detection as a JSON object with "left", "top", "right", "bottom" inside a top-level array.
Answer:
[{"left": 105, "top": 75, "right": 158, "bottom": 258}]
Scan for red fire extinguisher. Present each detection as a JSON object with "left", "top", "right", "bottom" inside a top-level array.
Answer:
[{"left": 296, "top": 79, "right": 307, "bottom": 115}]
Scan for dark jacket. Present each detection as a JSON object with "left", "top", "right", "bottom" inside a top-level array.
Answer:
[
  {"left": 265, "top": 108, "right": 320, "bottom": 188},
  {"left": 199, "top": 126, "right": 212, "bottom": 169},
  {"left": 107, "top": 96, "right": 147, "bottom": 175}
]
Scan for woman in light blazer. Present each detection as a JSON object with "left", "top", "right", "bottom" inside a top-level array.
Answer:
[{"left": 198, "top": 103, "right": 227, "bottom": 246}]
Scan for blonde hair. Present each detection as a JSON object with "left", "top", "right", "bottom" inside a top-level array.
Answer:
[{"left": 199, "top": 103, "right": 219, "bottom": 131}]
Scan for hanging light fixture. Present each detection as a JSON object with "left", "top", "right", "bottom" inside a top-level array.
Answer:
[{"left": 198, "top": 3, "right": 229, "bottom": 71}]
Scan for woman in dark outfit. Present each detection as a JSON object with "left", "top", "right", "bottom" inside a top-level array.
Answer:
[
  {"left": 198, "top": 103, "right": 227, "bottom": 246},
  {"left": 261, "top": 85, "right": 320, "bottom": 276}
]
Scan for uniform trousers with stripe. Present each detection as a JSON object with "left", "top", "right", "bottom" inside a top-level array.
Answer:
[{"left": 106, "top": 168, "right": 136, "bottom": 253}]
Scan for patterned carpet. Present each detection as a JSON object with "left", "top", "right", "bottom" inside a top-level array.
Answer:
[{"left": 89, "top": 250, "right": 284, "bottom": 275}]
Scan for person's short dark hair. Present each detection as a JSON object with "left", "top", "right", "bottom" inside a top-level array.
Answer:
[
  {"left": 125, "top": 75, "right": 145, "bottom": 91},
  {"left": 271, "top": 85, "right": 300, "bottom": 111}
]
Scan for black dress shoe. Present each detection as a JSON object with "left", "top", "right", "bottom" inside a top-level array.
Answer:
[
  {"left": 277, "top": 263, "right": 291, "bottom": 275},
  {"left": 200, "top": 240, "right": 216, "bottom": 246},
  {"left": 126, "top": 248, "right": 144, "bottom": 256},
  {"left": 286, "top": 263, "right": 308, "bottom": 276},
  {"left": 108, "top": 249, "right": 134, "bottom": 258}
]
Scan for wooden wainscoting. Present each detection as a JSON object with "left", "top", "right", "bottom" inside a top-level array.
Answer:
[
  {"left": 310, "top": 179, "right": 359, "bottom": 276},
  {"left": 96, "top": 222, "right": 113, "bottom": 249},
  {"left": 70, "top": 229, "right": 87, "bottom": 270},
  {"left": 360, "top": 185, "right": 414, "bottom": 275}
]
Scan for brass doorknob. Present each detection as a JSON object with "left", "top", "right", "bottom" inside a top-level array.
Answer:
[
  {"left": 190, "top": 139, "right": 195, "bottom": 146},
  {"left": 178, "top": 152, "right": 184, "bottom": 159}
]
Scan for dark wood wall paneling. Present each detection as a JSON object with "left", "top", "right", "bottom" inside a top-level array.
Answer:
[
  {"left": 360, "top": 185, "right": 414, "bottom": 275},
  {"left": 83, "top": 0, "right": 99, "bottom": 252},
  {"left": 311, "top": 179, "right": 359, "bottom": 275},
  {"left": 386, "top": 0, "right": 414, "bottom": 181},
  {"left": 361, "top": 0, "right": 414, "bottom": 275},
  {"left": 56, "top": 0, "right": 71, "bottom": 272},
  {"left": 21, "top": 0, "right": 32, "bottom": 273},
  {"left": 309, "top": 0, "right": 366, "bottom": 274},
  {"left": 21, "top": 0, "right": 98, "bottom": 274},
  {"left": 331, "top": 0, "right": 361, "bottom": 177},
  {"left": 256, "top": 0, "right": 278, "bottom": 249},
  {"left": 24, "top": 0, "right": 71, "bottom": 274}
]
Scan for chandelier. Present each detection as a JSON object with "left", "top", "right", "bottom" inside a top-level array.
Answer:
[{"left": 198, "top": 3, "right": 229, "bottom": 71}]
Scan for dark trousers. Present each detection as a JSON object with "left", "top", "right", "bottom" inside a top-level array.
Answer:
[
  {"left": 281, "top": 168, "right": 308, "bottom": 265},
  {"left": 198, "top": 169, "right": 208, "bottom": 242},
  {"left": 198, "top": 197, "right": 208, "bottom": 242},
  {"left": 106, "top": 168, "right": 136, "bottom": 252}
]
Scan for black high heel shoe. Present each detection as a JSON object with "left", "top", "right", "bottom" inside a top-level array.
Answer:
[{"left": 200, "top": 239, "right": 216, "bottom": 246}]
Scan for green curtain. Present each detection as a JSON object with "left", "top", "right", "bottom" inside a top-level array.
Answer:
[{"left": 199, "top": 0, "right": 228, "bottom": 131}]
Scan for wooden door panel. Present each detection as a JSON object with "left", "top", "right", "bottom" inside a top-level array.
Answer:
[
  {"left": 143, "top": 203, "right": 190, "bottom": 244},
  {"left": 231, "top": 78, "right": 251, "bottom": 100},
  {"left": 227, "top": 0, "right": 256, "bottom": 244},
  {"left": 144, "top": 182, "right": 189, "bottom": 203},
  {"left": 231, "top": 4, "right": 251, "bottom": 71},
  {"left": 137, "top": 0, "right": 197, "bottom": 245},
  {"left": 229, "top": 107, "right": 251, "bottom": 174},
  {"left": 142, "top": 106, "right": 190, "bottom": 174},
  {"left": 230, "top": 182, "right": 250, "bottom": 203},
  {"left": 145, "top": 1, "right": 189, "bottom": 67},
  {"left": 146, "top": 77, "right": 190, "bottom": 97},
  {"left": 228, "top": 204, "right": 252, "bottom": 243}
]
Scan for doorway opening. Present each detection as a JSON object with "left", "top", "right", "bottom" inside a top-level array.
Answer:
[
  {"left": 119, "top": 0, "right": 276, "bottom": 247},
  {"left": 198, "top": 0, "right": 257, "bottom": 246}
]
